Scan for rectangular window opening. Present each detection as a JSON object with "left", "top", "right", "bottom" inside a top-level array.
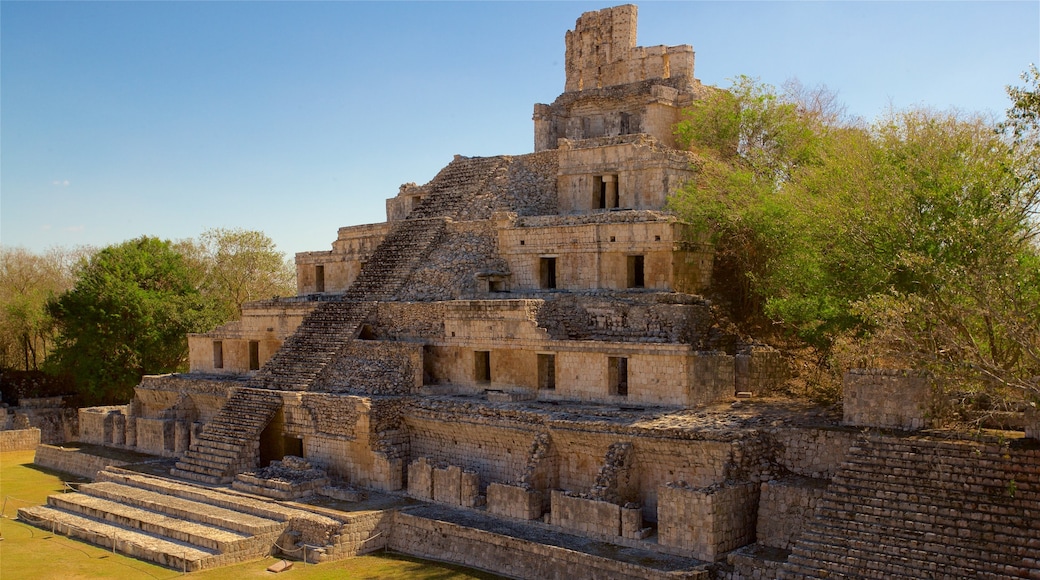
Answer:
[
  {"left": 609, "top": 356, "right": 628, "bottom": 397},
  {"left": 213, "top": 341, "right": 223, "bottom": 369},
  {"left": 540, "top": 257, "right": 557, "bottom": 289},
  {"left": 538, "top": 354, "right": 556, "bottom": 390},
  {"left": 627, "top": 255, "right": 645, "bottom": 288},
  {"left": 489, "top": 279, "right": 505, "bottom": 293},
  {"left": 475, "top": 351, "right": 491, "bottom": 384},
  {"left": 315, "top": 265, "right": 325, "bottom": 293},
  {"left": 249, "top": 341, "right": 260, "bottom": 371}
]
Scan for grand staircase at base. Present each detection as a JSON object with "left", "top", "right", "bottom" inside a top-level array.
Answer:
[
  {"left": 171, "top": 388, "right": 281, "bottom": 483},
  {"left": 780, "top": 435, "right": 1040, "bottom": 579},
  {"left": 18, "top": 467, "right": 342, "bottom": 572}
]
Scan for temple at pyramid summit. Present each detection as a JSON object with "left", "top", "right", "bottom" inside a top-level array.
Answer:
[{"left": 19, "top": 5, "right": 1038, "bottom": 579}]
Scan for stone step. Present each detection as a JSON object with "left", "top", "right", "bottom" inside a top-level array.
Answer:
[
  {"left": 18, "top": 505, "right": 216, "bottom": 572},
  {"left": 171, "top": 462, "right": 227, "bottom": 479},
  {"left": 47, "top": 493, "right": 260, "bottom": 553},
  {"left": 793, "top": 526, "right": 1012, "bottom": 578},
  {"left": 100, "top": 469, "right": 337, "bottom": 524},
  {"left": 169, "top": 467, "right": 227, "bottom": 485},
  {"left": 817, "top": 488, "right": 1040, "bottom": 532},
  {"left": 82, "top": 480, "right": 283, "bottom": 535},
  {"left": 843, "top": 451, "right": 1040, "bottom": 481},
  {"left": 807, "top": 511, "right": 1038, "bottom": 559}
]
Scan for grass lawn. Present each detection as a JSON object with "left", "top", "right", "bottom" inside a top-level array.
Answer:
[{"left": 1, "top": 449, "right": 504, "bottom": 580}]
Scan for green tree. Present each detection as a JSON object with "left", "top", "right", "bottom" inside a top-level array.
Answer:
[
  {"left": 0, "top": 247, "right": 85, "bottom": 370},
  {"left": 848, "top": 70, "right": 1040, "bottom": 406},
  {"left": 182, "top": 228, "right": 296, "bottom": 320},
  {"left": 46, "top": 237, "right": 221, "bottom": 403},
  {"left": 670, "top": 76, "right": 835, "bottom": 321},
  {"left": 671, "top": 75, "right": 1040, "bottom": 407}
]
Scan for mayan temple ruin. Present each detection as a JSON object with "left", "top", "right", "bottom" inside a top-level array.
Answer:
[{"left": 17, "top": 5, "right": 1039, "bottom": 579}]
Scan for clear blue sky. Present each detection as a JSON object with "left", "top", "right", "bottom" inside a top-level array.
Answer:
[{"left": 3, "top": 1, "right": 1038, "bottom": 260}]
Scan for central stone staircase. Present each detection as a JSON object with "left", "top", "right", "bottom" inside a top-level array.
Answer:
[
  {"left": 171, "top": 388, "right": 282, "bottom": 483},
  {"left": 780, "top": 435, "right": 1040, "bottom": 579},
  {"left": 18, "top": 467, "right": 344, "bottom": 572},
  {"left": 172, "top": 157, "right": 509, "bottom": 484},
  {"left": 408, "top": 155, "right": 506, "bottom": 220}
]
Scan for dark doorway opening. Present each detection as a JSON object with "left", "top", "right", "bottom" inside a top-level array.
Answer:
[
  {"left": 627, "top": 255, "right": 645, "bottom": 288},
  {"left": 315, "top": 265, "right": 325, "bottom": 293},
  {"left": 475, "top": 351, "right": 491, "bottom": 384},
  {"left": 609, "top": 356, "right": 628, "bottom": 397},
  {"left": 540, "top": 257, "right": 558, "bottom": 289},
  {"left": 249, "top": 341, "right": 260, "bottom": 371},
  {"left": 538, "top": 354, "right": 556, "bottom": 390}
]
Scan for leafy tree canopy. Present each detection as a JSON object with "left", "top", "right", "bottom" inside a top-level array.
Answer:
[
  {"left": 46, "top": 236, "right": 222, "bottom": 403},
  {"left": 670, "top": 73, "right": 1040, "bottom": 408},
  {"left": 180, "top": 227, "right": 297, "bottom": 321},
  {"left": 0, "top": 246, "right": 85, "bottom": 371}
]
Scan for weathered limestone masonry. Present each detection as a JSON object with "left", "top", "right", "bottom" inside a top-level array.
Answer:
[
  {"left": 31, "top": 4, "right": 1039, "bottom": 579},
  {"left": 1, "top": 395, "right": 77, "bottom": 444},
  {"left": 0, "top": 427, "right": 40, "bottom": 451},
  {"left": 842, "top": 368, "right": 933, "bottom": 430}
]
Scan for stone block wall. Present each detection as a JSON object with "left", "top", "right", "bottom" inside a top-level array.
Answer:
[
  {"left": 658, "top": 482, "right": 759, "bottom": 561},
  {"left": 135, "top": 374, "right": 237, "bottom": 424},
  {"left": 389, "top": 511, "right": 701, "bottom": 580},
  {"left": 550, "top": 490, "right": 621, "bottom": 536},
  {"left": 487, "top": 483, "right": 544, "bottom": 520},
  {"left": 755, "top": 476, "right": 828, "bottom": 550},
  {"left": 319, "top": 511, "right": 393, "bottom": 561},
  {"left": 433, "top": 465, "right": 463, "bottom": 504},
  {"left": 688, "top": 352, "right": 736, "bottom": 405},
  {"left": 563, "top": 5, "right": 694, "bottom": 94},
  {"left": 188, "top": 302, "right": 314, "bottom": 374},
  {"left": 296, "top": 222, "right": 390, "bottom": 293},
  {"left": 3, "top": 398, "right": 77, "bottom": 444},
  {"left": 316, "top": 340, "right": 423, "bottom": 394},
  {"left": 554, "top": 137, "right": 697, "bottom": 213},
  {"left": 407, "top": 458, "right": 482, "bottom": 508},
  {"left": 78, "top": 406, "right": 128, "bottom": 446},
  {"left": 407, "top": 457, "right": 434, "bottom": 500},
  {"left": 770, "top": 427, "right": 856, "bottom": 479},
  {"left": 843, "top": 369, "right": 932, "bottom": 430},
  {"left": 499, "top": 215, "right": 686, "bottom": 292},
  {"left": 0, "top": 427, "right": 40, "bottom": 451},
  {"left": 550, "top": 430, "right": 737, "bottom": 522},
  {"left": 734, "top": 347, "right": 787, "bottom": 395},
  {"left": 33, "top": 444, "right": 128, "bottom": 480},
  {"left": 134, "top": 417, "right": 190, "bottom": 457},
  {"left": 405, "top": 414, "right": 537, "bottom": 486}
]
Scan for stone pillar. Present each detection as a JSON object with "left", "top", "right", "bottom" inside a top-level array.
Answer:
[
  {"left": 433, "top": 465, "right": 462, "bottom": 505},
  {"left": 460, "top": 469, "right": 482, "bottom": 507},
  {"left": 407, "top": 457, "right": 433, "bottom": 500}
]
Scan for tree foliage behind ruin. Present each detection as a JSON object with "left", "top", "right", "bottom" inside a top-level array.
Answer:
[
  {"left": 671, "top": 72, "right": 1040, "bottom": 408},
  {"left": 3, "top": 228, "right": 296, "bottom": 405}
]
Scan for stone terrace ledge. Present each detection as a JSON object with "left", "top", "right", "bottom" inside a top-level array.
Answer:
[
  {"left": 511, "top": 209, "right": 675, "bottom": 228},
  {"left": 407, "top": 396, "right": 845, "bottom": 439}
]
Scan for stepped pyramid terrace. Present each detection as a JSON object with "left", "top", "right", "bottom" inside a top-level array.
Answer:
[{"left": 20, "top": 5, "right": 1039, "bottom": 579}]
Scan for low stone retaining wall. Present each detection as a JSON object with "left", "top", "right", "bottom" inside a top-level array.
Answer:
[
  {"left": 0, "top": 427, "right": 41, "bottom": 451},
  {"left": 389, "top": 511, "right": 705, "bottom": 580},
  {"left": 33, "top": 444, "right": 129, "bottom": 480}
]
